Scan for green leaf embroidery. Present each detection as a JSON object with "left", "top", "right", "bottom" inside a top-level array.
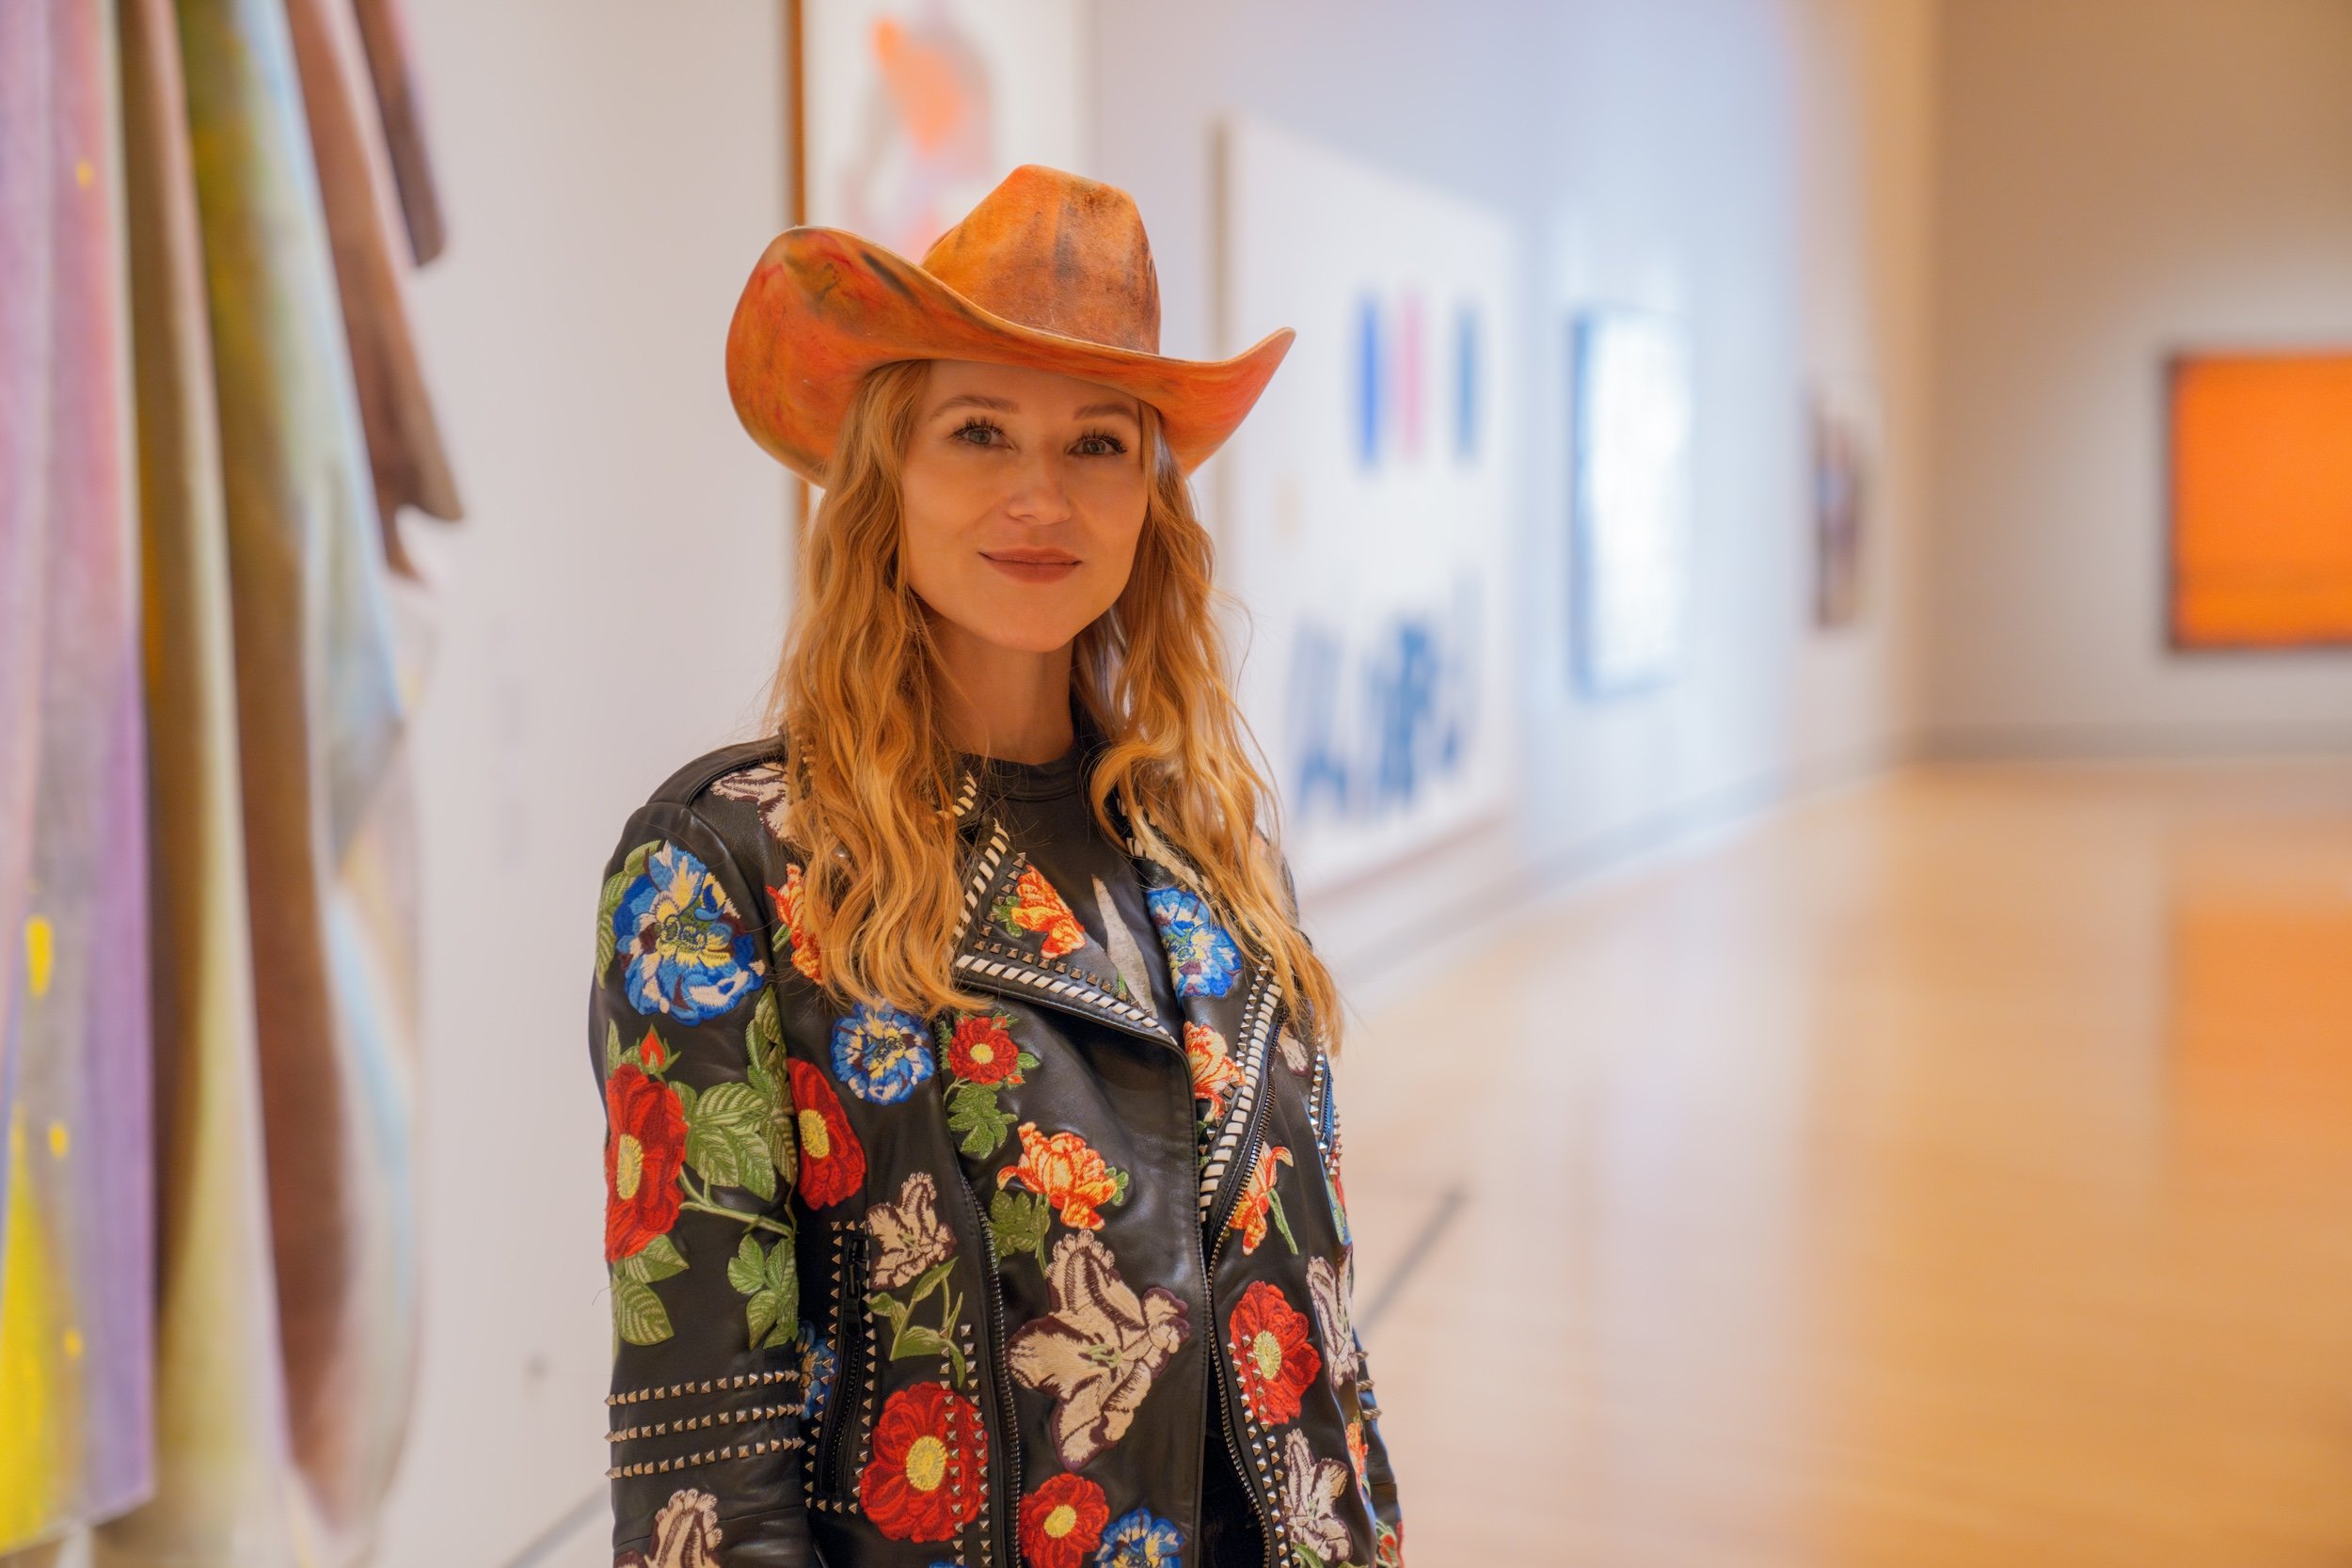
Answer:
[
  {"left": 727, "top": 1232, "right": 767, "bottom": 1295},
  {"left": 743, "top": 989, "right": 797, "bottom": 1188},
  {"left": 596, "top": 841, "right": 656, "bottom": 978},
  {"left": 1268, "top": 1188, "right": 1298, "bottom": 1254},
  {"left": 731, "top": 1232, "right": 800, "bottom": 1351},
  {"left": 605, "top": 1020, "right": 624, "bottom": 1076},
  {"left": 745, "top": 1288, "right": 780, "bottom": 1349},
  {"left": 946, "top": 1079, "right": 1015, "bottom": 1158},
  {"left": 988, "top": 1188, "right": 1052, "bottom": 1271},
  {"left": 684, "top": 1081, "right": 774, "bottom": 1198},
  {"left": 638, "top": 1232, "right": 689, "bottom": 1281},
  {"left": 764, "top": 1234, "right": 792, "bottom": 1292},
  {"left": 612, "top": 1274, "right": 672, "bottom": 1345}
]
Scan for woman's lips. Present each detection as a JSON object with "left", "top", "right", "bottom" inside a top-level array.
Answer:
[{"left": 982, "top": 552, "right": 1079, "bottom": 583}]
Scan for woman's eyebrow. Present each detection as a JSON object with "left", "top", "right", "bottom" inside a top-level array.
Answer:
[
  {"left": 1073, "top": 400, "right": 1139, "bottom": 421},
  {"left": 930, "top": 392, "right": 1018, "bottom": 416}
]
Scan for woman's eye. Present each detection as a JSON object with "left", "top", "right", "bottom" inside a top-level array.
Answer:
[
  {"left": 1073, "top": 432, "right": 1127, "bottom": 457},
  {"left": 953, "top": 420, "right": 1005, "bottom": 448}
]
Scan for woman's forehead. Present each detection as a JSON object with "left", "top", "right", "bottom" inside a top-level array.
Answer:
[{"left": 921, "top": 358, "right": 1140, "bottom": 419}]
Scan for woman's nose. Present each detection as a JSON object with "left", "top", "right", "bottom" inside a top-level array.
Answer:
[{"left": 1003, "top": 449, "right": 1076, "bottom": 524}]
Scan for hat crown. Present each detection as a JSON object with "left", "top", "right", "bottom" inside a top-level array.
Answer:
[{"left": 918, "top": 165, "right": 1161, "bottom": 354}]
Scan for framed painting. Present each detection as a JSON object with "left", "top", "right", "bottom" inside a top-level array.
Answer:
[
  {"left": 1216, "top": 116, "right": 1519, "bottom": 895},
  {"left": 2168, "top": 349, "right": 2352, "bottom": 650},
  {"left": 1569, "top": 308, "right": 1693, "bottom": 697},
  {"left": 1809, "top": 386, "right": 1869, "bottom": 630},
  {"left": 791, "top": 0, "right": 1089, "bottom": 249}
]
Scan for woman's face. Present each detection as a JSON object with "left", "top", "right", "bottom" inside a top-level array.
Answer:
[{"left": 898, "top": 358, "right": 1150, "bottom": 654}]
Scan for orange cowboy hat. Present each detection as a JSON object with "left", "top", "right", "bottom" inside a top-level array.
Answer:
[{"left": 724, "top": 164, "right": 1294, "bottom": 484}]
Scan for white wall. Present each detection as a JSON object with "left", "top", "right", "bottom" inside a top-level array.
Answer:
[
  {"left": 1090, "top": 0, "right": 1938, "bottom": 983},
  {"left": 383, "top": 6, "right": 789, "bottom": 1565},
  {"left": 1926, "top": 0, "right": 2352, "bottom": 756}
]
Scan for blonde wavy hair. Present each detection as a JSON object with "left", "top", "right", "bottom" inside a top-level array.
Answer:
[{"left": 759, "top": 356, "right": 1344, "bottom": 1054}]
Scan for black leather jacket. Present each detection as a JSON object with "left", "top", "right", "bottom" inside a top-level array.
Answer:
[{"left": 592, "top": 739, "right": 1404, "bottom": 1568}]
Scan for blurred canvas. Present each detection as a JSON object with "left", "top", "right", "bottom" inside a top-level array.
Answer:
[
  {"left": 1216, "top": 116, "right": 1518, "bottom": 895},
  {"left": 2169, "top": 351, "right": 2352, "bottom": 649},
  {"left": 799, "top": 0, "right": 1088, "bottom": 254},
  {"left": 1570, "top": 309, "right": 1692, "bottom": 698},
  {"left": 1811, "top": 389, "right": 1868, "bottom": 630}
]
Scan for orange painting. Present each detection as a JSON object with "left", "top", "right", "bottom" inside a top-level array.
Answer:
[{"left": 2169, "top": 352, "right": 2352, "bottom": 648}]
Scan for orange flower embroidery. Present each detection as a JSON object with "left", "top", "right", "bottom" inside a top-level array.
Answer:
[
  {"left": 1184, "top": 1022, "right": 1243, "bottom": 1120},
  {"left": 1227, "top": 1144, "right": 1296, "bottom": 1255},
  {"left": 768, "top": 863, "right": 824, "bottom": 984},
  {"left": 993, "top": 865, "right": 1086, "bottom": 958},
  {"left": 997, "top": 1122, "right": 1130, "bottom": 1230}
]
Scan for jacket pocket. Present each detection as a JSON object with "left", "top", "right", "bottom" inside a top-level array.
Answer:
[{"left": 813, "top": 1226, "right": 871, "bottom": 1506}]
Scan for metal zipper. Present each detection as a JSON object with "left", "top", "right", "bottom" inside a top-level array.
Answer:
[
  {"left": 953, "top": 1167, "right": 1020, "bottom": 1566},
  {"left": 1199, "top": 996, "right": 1284, "bottom": 1568},
  {"left": 815, "top": 1228, "right": 867, "bottom": 1503}
]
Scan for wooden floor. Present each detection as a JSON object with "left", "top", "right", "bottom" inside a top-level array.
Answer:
[{"left": 1337, "top": 761, "right": 2352, "bottom": 1566}]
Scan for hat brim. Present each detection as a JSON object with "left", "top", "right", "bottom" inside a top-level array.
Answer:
[{"left": 725, "top": 227, "right": 1294, "bottom": 484}]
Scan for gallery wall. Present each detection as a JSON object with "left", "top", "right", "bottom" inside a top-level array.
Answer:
[
  {"left": 379, "top": 6, "right": 792, "bottom": 1565},
  {"left": 1092, "top": 0, "right": 1937, "bottom": 975},
  {"left": 1926, "top": 0, "right": 2352, "bottom": 755}
]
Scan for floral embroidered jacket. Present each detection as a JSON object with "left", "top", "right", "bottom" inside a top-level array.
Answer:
[{"left": 589, "top": 738, "right": 1405, "bottom": 1568}]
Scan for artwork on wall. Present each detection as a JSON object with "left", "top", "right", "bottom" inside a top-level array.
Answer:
[
  {"left": 1569, "top": 308, "right": 1693, "bottom": 697},
  {"left": 1217, "top": 116, "right": 1518, "bottom": 895},
  {"left": 1810, "top": 388, "right": 1870, "bottom": 630},
  {"left": 2168, "top": 350, "right": 2352, "bottom": 649},
  {"left": 793, "top": 0, "right": 1089, "bottom": 253}
]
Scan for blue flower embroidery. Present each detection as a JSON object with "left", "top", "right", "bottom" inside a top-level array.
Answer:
[
  {"left": 831, "top": 1002, "right": 935, "bottom": 1104},
  {"left": 1098, "top": 1507, "right": 1184, "bottom": 1568},
  {"left": 615, "top": 842, "right": 764, "bottom": 1022},
  {"left": 796, "top": 1319, "right": 836, "bottom": 1430},
  {"left": 1146, "top": 887, "right": 1241, "bottom": 998}
]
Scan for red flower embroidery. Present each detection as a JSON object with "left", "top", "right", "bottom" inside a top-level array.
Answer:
[
  {"left": 603, "top": 1063, "right": 687, "bottom": 1261},
  {"left": 787, "top": 1057, "right": 866, "bottom": 1209},
  {"left": 769, "top": 863, "right": 825, "bottom": 984},
  {"left": 997, "top": 1122, "right": 1128, "bottom": 1230},
  {"left": 1018, "top": 1472, "right": 1108, "bottom": 1568},
  {"left": 946, "top": 1011, "right": 1023, "bottom": 1085},
  {"left": 1185, "top": 1022, "right": 1243, "bottom": 1120},
  {"left": 1227, "top": 1144, "right": 1295, "bottom": 1254},
  {"left": 637, "top": 1027, "right": 668, "bottom": 1071},
  {"left": 995, "top": 864, "right": 1086, "bottom": 958},
  {"left": 1228, "top": 1280, "right": 1320, "bottom": 1426},
  {"left": 859, "top": 1381, "right": 988, "bottom": 1542}
]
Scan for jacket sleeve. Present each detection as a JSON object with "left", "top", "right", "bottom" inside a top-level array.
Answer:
[
  {"left": 1322, "top": 1046, "right": 1406, "bottom": 1565},
  {"left": 590, "top": 797, "right": 814, "bottom": 1566},
  {"left": 1276, "top": 846, "right": 1406, "bottom": 1565}
]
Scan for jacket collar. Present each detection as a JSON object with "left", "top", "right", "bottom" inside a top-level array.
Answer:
[
  {"left": 941, "top": 766, "right": 1289, "bottom": 1048},
  {"left": 945, "top": 763, "right": 1292, "bottom": 1218}
]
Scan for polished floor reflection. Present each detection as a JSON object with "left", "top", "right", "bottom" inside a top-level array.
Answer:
[{"left": 1340, "top": 761, "right": 2352, "bottom": 1565}]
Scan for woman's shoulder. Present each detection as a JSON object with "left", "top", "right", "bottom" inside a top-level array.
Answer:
[
  {"left": 606, "top": 735, "right": 799, "bottom": 886},
  {"left": 640, "top": 735, "right": 790, "bottom": 816}
]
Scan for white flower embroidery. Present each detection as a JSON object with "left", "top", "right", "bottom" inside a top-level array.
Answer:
[
  {"left": 616, "top": 1486, "right": 723, "bottom": 1568},
  {"left": 1307, "top": 1253, "right": 1365, "bottom": 1392},
  {"left": 1277, "top": 1022, "right": 1311, "bottom": 1076},
  {"left": 865, "top": 1170, "right": 956, "bottom": 1289},
  {"left": 1008, "top": 1229, "right": 1192, "bottom": 1467},
  {"left": 709, "top": 761, "right": 794, "bottom": 844},
  {"left": 1277, "top": 1427, "right": 1355, "bottom": 1561}
]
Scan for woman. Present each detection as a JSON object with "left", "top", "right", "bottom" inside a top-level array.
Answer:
[{"left": 590, "top": 165, "right": 1404, "bottom": 1568}]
